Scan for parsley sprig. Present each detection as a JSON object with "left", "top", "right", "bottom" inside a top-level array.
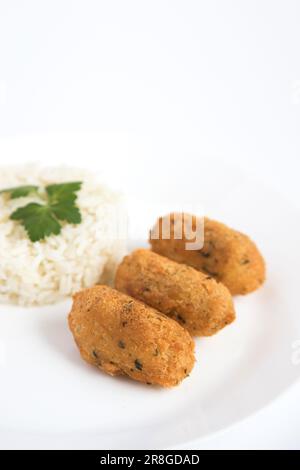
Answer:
[{"left": 1, "top": 181, "right": 82, "bottom": 242}]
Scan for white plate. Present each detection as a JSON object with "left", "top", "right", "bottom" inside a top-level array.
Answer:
[{"left": 0, "top": 134, "right": 299, "bottom": 449}]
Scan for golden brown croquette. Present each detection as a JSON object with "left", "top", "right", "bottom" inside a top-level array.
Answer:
[
  {"left": 68, "top": 285, "right": 195, "bottom": 387},
  {"left": 150, "top": 214, "right": 266, "bottom": 295},
  {"left": 115, "top": 249, "right": 235, "bottom": 336}
]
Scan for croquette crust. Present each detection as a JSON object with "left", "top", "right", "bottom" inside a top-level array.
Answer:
[
  {"left": 115, "top": 249, "right": 235, "bottom": 336},
  {"left": 68, "top": 285, "right": 195, "bottom": 387},
  {"left": 150, "top": 214, "right": 266, "bottom": 295}
]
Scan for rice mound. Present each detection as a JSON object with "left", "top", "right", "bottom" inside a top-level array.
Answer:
[{"left": 0, "top": 164, "right": 127, "bottom": 306}]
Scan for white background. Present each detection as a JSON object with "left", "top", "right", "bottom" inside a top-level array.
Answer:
[{"left": 0, "top": 0, "right": 299, "bottom": 449}]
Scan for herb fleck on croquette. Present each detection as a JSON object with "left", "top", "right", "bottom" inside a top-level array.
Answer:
[{"left": 134, "top": 359, "right": 143, "bottom": 371}]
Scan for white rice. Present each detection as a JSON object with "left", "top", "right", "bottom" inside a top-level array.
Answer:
[{"left": 0, "top": 164, "right": 127, "bottom": 306}]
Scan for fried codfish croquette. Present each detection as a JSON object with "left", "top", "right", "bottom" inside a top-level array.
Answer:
[
  {"left": 68, "top": 285, "right": 195, "bottom": 387},
  {"left": 115, "top": 249, "right": 235, "bottom": 336},
  {"left": 150, "top": 214, "right": 266, "bottom": 296}
]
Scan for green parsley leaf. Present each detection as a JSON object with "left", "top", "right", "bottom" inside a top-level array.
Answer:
[
  {"left": 51, "top": 202, "right": 82, "bottom": 224},
  {"left": 0, "top": 185, "right": 39, "bottom": 199},
  {"left": 10, "top": 203, "right": 61, "bottom": 242},
  {"left": 47, "top": 181, "right": 82, "bottom": 224},
  {"left": 46, "top": 182, "right": 82, "bottom": 205},
  {"left": 8, "top": 181, "right": 83, "bottom": 242}
]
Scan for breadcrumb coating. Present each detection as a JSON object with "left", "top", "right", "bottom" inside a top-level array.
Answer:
[
  {"left": 150, "top": 214, "right": 266, "bottom": 295},
  {"left": 68, "top": 285, "right": 195, "bottom": 387},
  {"left": 115, "top": 249, "right": 235, "bottom": 336}
]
